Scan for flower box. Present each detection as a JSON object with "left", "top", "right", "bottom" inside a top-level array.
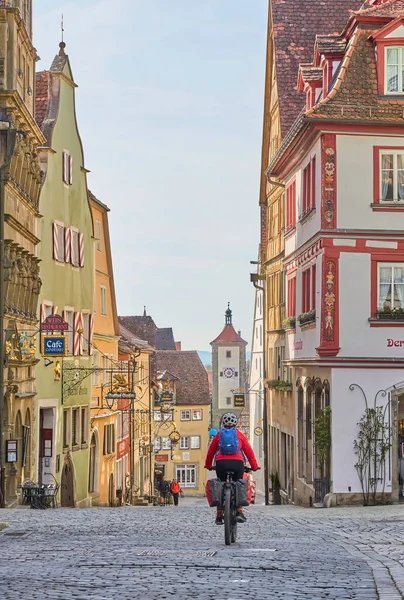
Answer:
[
  {"left": 298, "top": 309, "right": 316, "bottom": 326},
  {"left": 375, "top": 309, "right": 404, "bottom": 321},
  {"left": 267, "top": 380, "right": 293, "bottom": 392},
  {"left": 282, "top": 317, "right": 296, "bottom": 330}
]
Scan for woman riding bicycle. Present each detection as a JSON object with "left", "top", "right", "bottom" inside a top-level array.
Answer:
[{"left": 204, "top": 412, "right": 259, "bottom": 525}]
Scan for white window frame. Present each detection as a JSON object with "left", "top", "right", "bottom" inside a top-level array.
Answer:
[
  {"left": 62, "top": 150, "right": 73, "bottom": 185},
  {"left": 92, "top": 351, "right": 100, "bottom": 386},
  {"left": 70, "top": 227, "right": 80, "bottom": 267},
  {"left": 377, "top": 263, "right": 404, "bottom": 310},
  {"left": 385, "top": 46, "right": 404, "bottom": 94},
  {"left": 176, "top": 464, "right": 197, "bottom": 489},
  {"left": 63, "top": 408, "right": 71, "bottom": 448},
  {"left": 65, "top": 309, "right": 74, "bottom": 355},
  {"left": 161, "top": 437, "right": 171, "bottom": 450},
  {"left": 80, "top": 406, "right": 88, "bottom": 445},
  {"left": 180, "top": 436, "right": 189, "bottom": 450},
  {"left": 100, "top": 286, "right": 107, "bottom": 315},
  {"left": 96, "top": 220, "right": 101, "bottom": 251},
  {"left": 82, "top": 312, "right": 90, "bottom": 354},
  {"left": 190, "top": 436, "right": 201, "bottom": 449},
  {"left": 154, "top": 437, "right": 161, "bottom": 451},
  {"left": 102, "top": 355, "right": 109, "bottom": 386},
  {"left": 380, "top": 150, "right": 404, "bottom": 202},
  {"left": 154, "top": 411, "right": 162, "bottom": 422},
  {"left": 192, "top": 409, "right": 202, "bottom": 420},
  {"left": 180, "top": 410, "right": 191, "bottom": 421}
]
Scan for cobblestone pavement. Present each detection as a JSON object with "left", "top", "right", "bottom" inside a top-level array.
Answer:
[{"left": 1, "top": 499, "right": 404, "bottom": 599}]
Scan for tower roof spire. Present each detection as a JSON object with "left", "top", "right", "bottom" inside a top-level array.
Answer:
[{"left": 225, "top": 302, "right": 232, "bottom": 326}]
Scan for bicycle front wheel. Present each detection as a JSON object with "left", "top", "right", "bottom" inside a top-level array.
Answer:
[{"left": 224, "top": 486, "right": 232, "bottom": 546}]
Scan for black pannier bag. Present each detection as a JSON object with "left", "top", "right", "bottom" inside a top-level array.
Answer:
[
  {"left": 206, "top": 478, "right": 222, "bottom": 507},
  {"left": 235, "top": 479, "right": 249, "bottom": 507}
]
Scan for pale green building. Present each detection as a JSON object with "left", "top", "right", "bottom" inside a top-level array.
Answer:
[{"left": 34, "top": 43, "right": 95, "bottom": 507}]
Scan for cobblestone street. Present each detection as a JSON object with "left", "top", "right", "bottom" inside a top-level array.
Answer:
[{"left": 1, "top": 499, "right": 404, "bottom": 599}]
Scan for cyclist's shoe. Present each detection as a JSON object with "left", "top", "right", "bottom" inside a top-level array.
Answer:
[
  {"left": 215, "top": 516, "right": 223, "bottom": 525},
  {"left": 236, "top": 510, "right": 247, "bottom": 523}
]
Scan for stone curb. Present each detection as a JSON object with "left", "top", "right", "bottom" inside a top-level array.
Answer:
[{"left": 0, "top": 522, "right": 8, "bottom": 532}]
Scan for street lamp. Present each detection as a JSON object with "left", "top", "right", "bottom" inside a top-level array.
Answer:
[
  {"left": 0, "top": 125, "right": 25, "bottom": 508},
  {"left": 250, "top": 270, "right": 269, "bottom": 506}
]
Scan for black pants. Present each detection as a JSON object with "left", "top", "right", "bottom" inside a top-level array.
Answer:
[
  {"left": 215, "top": 459, "right": 244, "bottom": 482},
  {"left": 172, "top": 493, "right": 179, "bottom": 506}
]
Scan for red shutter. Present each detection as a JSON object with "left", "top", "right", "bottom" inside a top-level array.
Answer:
[
  {"left": 311, "top": 156, "right": 316, "bottom": 209},
  {"left": 78, "top": 232, "right": 84, "bottom": 267},
  {"left": 73, "top": 312, "right": 83, "bottom": 356},
  {"left": 64, "top": 227, "right": 71, "bottom": 263},
  {"left": 89, "top": 313, "right": 94, "bottom": 356},
  {"left": 311, "top": 264, "right": 316, "bottom": 311}
]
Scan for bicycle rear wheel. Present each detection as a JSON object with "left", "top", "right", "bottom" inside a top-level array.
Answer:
[
  {"left": 224, "top": 487, "right": 232, "bottom": 546},
  {"left": 231, "top": 516, "right": 237, "bottom": 543}
]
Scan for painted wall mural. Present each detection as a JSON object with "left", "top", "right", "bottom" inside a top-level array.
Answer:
[
  {"left": 317, "top": 256, "right": 340, "bottom": 358},
  {"left": 321, "top": 134, "right": 337, "bottom": 229}
]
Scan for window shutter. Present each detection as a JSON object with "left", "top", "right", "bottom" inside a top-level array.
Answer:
[
  {"left": 40, "top": 303, "right": 46, "bottom": 324},
  {"left": 69, "top": 155, "right": 73, "bottom": 185},
  {"left": 64, "top": 227, "right": 71, "bottom": 263},
  {"left": 78, "top": 232, "right": 84, "bottom": 267},
  {"left": 73, "top": 311, "right": 80, "bottom": 356},
  {"left": 62, "top": 151, "right": 68, "bottom": 184},
  {"left": 89, "top": 313, "right": 94, "bottom": 355},
  {"left": 52, "top": 223, "right": 59, "bottom": 260}
]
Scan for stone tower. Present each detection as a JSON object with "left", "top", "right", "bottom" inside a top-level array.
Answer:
[
  {"left": 0, "top": 0, "right": 45, "bottom": 506},
  {"left": 210, "top": 304, "right": 247, "bottom": 429}
]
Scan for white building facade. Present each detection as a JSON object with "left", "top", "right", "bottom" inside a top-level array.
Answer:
[
  {"left": 248, "top": 266, "right": 265, "bottom": 494},
  {"left": 268, "top": 5, "right": 404, "bottom": 505}
]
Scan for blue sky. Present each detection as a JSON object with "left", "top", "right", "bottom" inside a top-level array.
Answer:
[{"left": 34, "top": 0, "right": 267, "bottom": 350}]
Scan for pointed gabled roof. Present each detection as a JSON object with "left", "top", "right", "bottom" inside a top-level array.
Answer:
[
  {"left": 210, "top": 325, "right": 247, "bottom": 345},
  {"left": 270, "top": 0, "right": 364, "bottom": 137},
  {"left": 156, "top": 351, "right": 210, "bottom": 405},
  {"left": 352, "top": 0, "right": 404, "bottom": 17}
]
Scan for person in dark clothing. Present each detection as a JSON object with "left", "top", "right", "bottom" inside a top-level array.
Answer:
[{"left": 158, "top": 476, "right": 170, "bottom": 505}]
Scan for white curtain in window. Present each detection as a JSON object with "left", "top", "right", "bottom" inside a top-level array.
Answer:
[
  {"left": 398, "top": 155, "right": 404, "bottom": 199},
  {"left": 394, "top": 266, "right": 404, "bottom": 308},
  {"left": 381, "top": 154, "right": 393, "bottom": 200},
  {"left": 379, "top": 267, "right": 392, "bottom": 309},
  {"left": 387, "top": 48, "right": 399, "bottom": 92}
]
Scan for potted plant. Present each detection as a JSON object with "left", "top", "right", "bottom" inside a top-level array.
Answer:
[
  {"left": 282, "top": 316, "right": 296, "bottom": 331},
  {"left": 298, "top": 309, "right": 316, "bottom": 326},
  {"left": 270, "top": 472, "right": 281, "bottom": 505},
  {"left": 376, "top": 306, "right": 404, "bottom": 321}
]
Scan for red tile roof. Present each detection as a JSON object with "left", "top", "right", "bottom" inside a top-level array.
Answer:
[
  {"left": 119, "top": 316, "right": 158, "bottom": 347},
  {"left": 272, "top": 0, "right": 363, "bottom": 136},
  {"left": 210, "top": 325, "right": 247, "bottom": 345},
  {"left": 352, "top": 0, "right": 404, "bottom": 16},
  {"left": 35, "top": 71, "right": 50, "bottom": 129},
  {"left": 156, "top": 351, "right": 211, "bottom": 406}
]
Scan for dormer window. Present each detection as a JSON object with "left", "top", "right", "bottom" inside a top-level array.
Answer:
[{"left": 386, "top": 47, "right": 404, "bottom": 93}]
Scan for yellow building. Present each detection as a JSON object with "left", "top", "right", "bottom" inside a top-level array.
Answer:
[
  {"left": 155, "top": 351, "right": 210, "bottom": 496},
  {"left": 88, "top": 190, "right": 120, "bottom": 506},
  {"left": 118, "top": 325, "right": 155, "bottom": 503}
]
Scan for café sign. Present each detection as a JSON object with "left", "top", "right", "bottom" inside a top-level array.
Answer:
[{"left": 41, "top": 335, "right": 67, "bottom": 357}]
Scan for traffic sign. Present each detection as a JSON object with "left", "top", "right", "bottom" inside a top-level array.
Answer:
[{"left": 40, "top": 314, "right": 69, "bottom": 332}]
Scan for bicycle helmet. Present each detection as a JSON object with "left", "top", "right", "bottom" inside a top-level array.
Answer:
[{"left": 221, "top": 412, "right": 238, "bottom": 428}]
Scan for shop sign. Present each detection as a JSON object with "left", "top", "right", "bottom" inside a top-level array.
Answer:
[
  {"left": 160, "top": 391, "right": 173, "bottom": 403},
  {"left": 41, "top": 335, "right": 67, "bottom": 357},
  {"left": 40, "top": 314, "right": 69, "bottom": 332},
  {"left": 234, "top": 393, "right": 245, "bottom": 408},
  {"left": 155, "top": 454, "right": 169, "bottom": 463},
  {"left": 105, "top": 392, "right": 136, "bottom": 400},
  {"left": 117, "top": 438, "right": 129, "bottom": 460}
]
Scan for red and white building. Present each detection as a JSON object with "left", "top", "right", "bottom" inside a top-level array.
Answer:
[{"left": 267, "top": 0, "right": 404, "bottom": 504}]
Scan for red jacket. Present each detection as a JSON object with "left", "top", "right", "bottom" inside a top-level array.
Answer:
[{"left": 204, "top": 429, "right": 259, "bottom": 471}]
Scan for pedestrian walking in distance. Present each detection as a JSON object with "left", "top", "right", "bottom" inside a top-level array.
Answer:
[
  {"left": 158, "top": 476, "right": 170, "bottom": 506},
  {"left": 170, "top": 479, "right": 182, "bottom": 506}
]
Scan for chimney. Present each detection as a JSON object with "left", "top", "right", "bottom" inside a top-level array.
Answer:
[
  {"left": 175, "top": 341, "right": 182, "bottom": 351},
  {"left": 238, "top": 330, "right": 241, "bottom": 336}
]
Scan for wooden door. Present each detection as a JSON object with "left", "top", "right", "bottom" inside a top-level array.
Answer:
[{"left": 60, "top": 457, "right": 75, "bottom": 507}]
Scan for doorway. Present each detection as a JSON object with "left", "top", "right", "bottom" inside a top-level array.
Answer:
[
  {"left": 108, "top": 473, "right": 114, "bottom": 507},
  {"left": 60, "top": 456, "right": 75, "bottom": 507},
  {"left": 39, "top": 408, "right": 55, "bottom": 486},
  {"left": 88, "top": 430, "right": 99, "bottom": 493}
]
